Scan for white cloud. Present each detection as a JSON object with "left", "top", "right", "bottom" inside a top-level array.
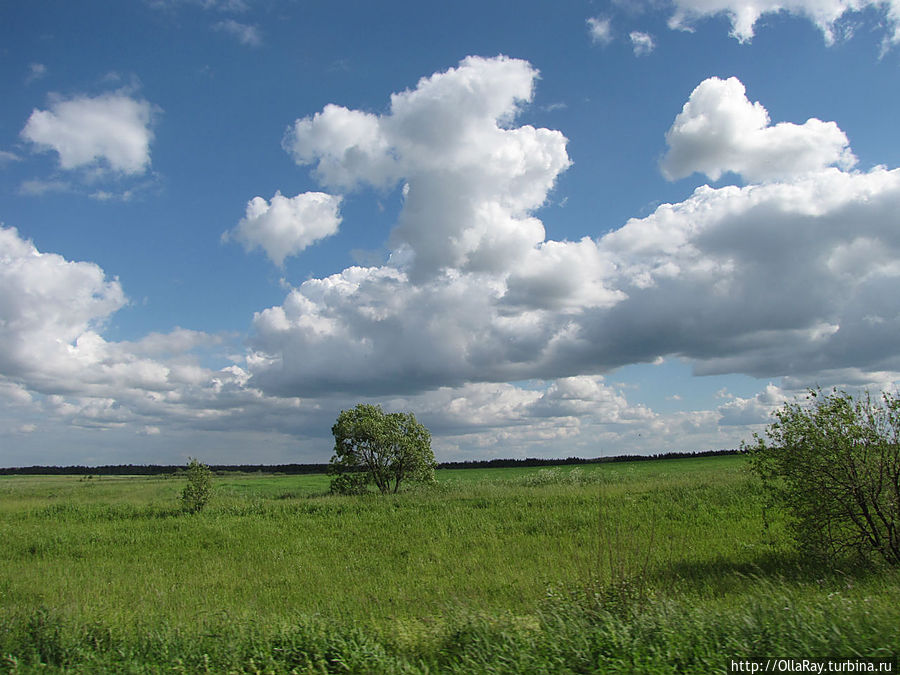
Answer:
[
  {"left": 286, "top": 55, "right": 571, "bottom": 281},
  {"left": 0, "top": 226, "right": 200, "bottom": 401},
  {"left": 501, "top": 238, "right": 624, "bottom": 312},
  {"left": 0, "top": 226, "right": 127, "bottom": 383},
  {"left": 587, "top": 16, "right": 614, "bottom": 44},
  {"left": 21, "top": 93, "right": 156, "bottom": 174},
  {"left": 668, "top": 0, "right": 900, "bottom": 46},
  {"left": 90, "top": 188, "right": 136, "bottom": 202},
  {"left": 717, "top": 383, "right": 787, "bottom": 425},
  {"left": 252, "top": 61, "right": 900, "bottom": 404},
  {"left": 120, "top": 328, "right": 222, "bottom": 357},
  {"left": 661, "top": 76, "right": 856, "bottom": 182},
  {"left": 225, "top": 191, "right": 342, "bottom": 266},
  {"left": 284, "top": 104, "right": 399, "bottom": 191},
  {"left": 26, "top": 63, "right": 47, "bottom": 83},
  {"left": 0, "top": 225, "right": 323, "bottom": 443},
  {"left": 598, "top": 166, "right": 900, "bottom": 382},
  {"left": 629, "top": 31, "right": 655, "bottom": 55},
  {"left": 5, "top": 58, "right": 900, "bottom": 462},
  {"left": 213, "top": 19, "right": 261, "bottom": 46}
]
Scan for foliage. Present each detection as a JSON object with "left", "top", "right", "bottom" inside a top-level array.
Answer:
[
  {"left": 328, "top": 471, "right": 370, "bottom": 496},
  {"left": 330, "top": 403, "right": 436, "bottom": 494},
  {"left": 2, "top": 574, "right": 899, "bottom": 674},
  {"left": 747, "top": 389, "right": 900, "bottom": 565},
  {"left": 180, "top": 457, "right": 213, "bottom": 513}
]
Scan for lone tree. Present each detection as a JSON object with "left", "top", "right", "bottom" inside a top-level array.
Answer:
[
  {"left": 747, "top": 389, "right": 900, "bottom": 565},
  {"left": 330, "top": 403, "right": 436, "bottom": 495}
]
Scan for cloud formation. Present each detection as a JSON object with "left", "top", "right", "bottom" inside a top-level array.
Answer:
[
  {"left": 587, "top": 17, "right": 614, "bottom": 45},
  {"left": 25, "top": 63, "right": 47, "bottom": 84},
  {"left": 21, "top": 93, "right": 156, "bottom": 175},
  {"left": 5, "top": 58, "right": 900, "bottom": 462},
  {"left": 213, "top": 19, "right": 261, "bottom": 46},
  {"left": 225, "top": 191, "right": 342, "bottom": 266},
  {"left": 629, "top": 31, "right": 655, "bottom": 55},
  {"left": 284, "top": 56, "right": 570, "bottom": 281},
  {"left": 661, "top": 76, "right": 856, "bottom": 182},
  {"left": 668, "top": 0, "right": 900, "bottom": 45},
  {"left": 252, "top": 62, "right": 900, "bottom": 405},
  {"left": 0, "top": 223, "right": 658, "bottom": 460}
]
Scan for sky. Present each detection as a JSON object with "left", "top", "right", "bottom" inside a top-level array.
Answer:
[{"left": 2, "top": 0, "right": 900, "bottom": 467}]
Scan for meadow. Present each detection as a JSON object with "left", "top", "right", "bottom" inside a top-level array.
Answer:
[{"left": 1, "top": 456, "right": 898, "bottom": 673}]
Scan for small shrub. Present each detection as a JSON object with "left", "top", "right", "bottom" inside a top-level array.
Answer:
[
  {"left": 180, "top": 458, "right": 213, "bottom": 514},
  {"left": 329, "top": 472, "right": 370, "bottom": 496},
  {"left": 747, "top": 389, "right": 900, "bottom": 565}
]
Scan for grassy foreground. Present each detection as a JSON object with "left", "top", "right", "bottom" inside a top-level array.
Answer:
[{"left": 1, "top": 456, "right": 897, "bottom": 673}]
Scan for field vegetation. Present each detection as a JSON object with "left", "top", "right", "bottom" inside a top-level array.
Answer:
[{"left": 1, "top": 455, "right": 898, "bottom": 673}]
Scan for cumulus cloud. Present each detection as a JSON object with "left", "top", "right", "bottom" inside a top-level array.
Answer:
[
  {"left": 629, "top": 31, "right": 655, "bottom": 55},
  {"left": 0, "top": 226, "right": 335, "bottom": 445},
  {"left": 213, "top": 19, "right": 261, "bottom": 46},
  {"left": 224, "top": 191, "right": 342, "bottom": 266},
  {"left": 0, "top": 227, "right": 209, "bottom": 407},
  {"left": 668, "top": 0, "right": 900, "bottom": 46},
  {"left": 284, "top": 55, "right": 571, "bottom": 281},
  {"left": 252, "top": 59, "right": 900, "bottom": 405},
  {"left": 717, "top": 383, "right": 787, "bottom": 425},
  {"left": 21, "top": 93, "right": 156, "bottom": 174},
  {"left": 0, "top": 223, "right": 651, "bottom": 455},
  {"left": 587, "top": 16, "right": 614, "bottom": 44},
  {"left": 6, "top": 57, "right": 900, "bottom": 462},
  {"left": 661, "top": 76, "right": 856, "bottom": 182},
  {"left": 596, "top": 166, "right": 900, "bottom": 382},
  {"left": 0, "top": 226, "right": 127, "bottom": 383}
]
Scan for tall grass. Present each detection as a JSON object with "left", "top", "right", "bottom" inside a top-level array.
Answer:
[{"left": 1, "top": 457, "right": 897, "bottom": 673}]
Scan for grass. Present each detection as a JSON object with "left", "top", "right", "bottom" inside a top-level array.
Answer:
[{"left": 1, "top": 456, "right": 897, "bottom": 673}]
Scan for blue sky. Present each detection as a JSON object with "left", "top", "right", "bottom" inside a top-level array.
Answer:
[{"left": 2, "top": 0, "right": 900, "bottom": 466}]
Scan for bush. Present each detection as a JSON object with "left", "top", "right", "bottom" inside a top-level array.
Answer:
[
  {"left": 181, "top": 457, "right": 213, "bottom": 513},
  {"left": 329, "top": 472, "right": 370, "bottom": 496},
  {"left": 747, "top": 389, "right": 900, "bottom": 565}
]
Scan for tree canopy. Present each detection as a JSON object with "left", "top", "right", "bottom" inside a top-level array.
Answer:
[{"left": 330, "top": 404, "right": 436, "bottom": 495}]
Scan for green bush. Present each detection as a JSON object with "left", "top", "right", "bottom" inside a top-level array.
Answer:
[
  {"left": 747, "top": 389, "right": 900, "bottom": 565},
  {"left": 180, "top": 458, "right": 213, "bottom": 514},
  {"left": 329, "top": 472, "right": 371, "bottom": 496}
]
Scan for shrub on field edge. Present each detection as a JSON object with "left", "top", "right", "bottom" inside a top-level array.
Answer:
[
  {"left": 181, "top": 457, "right": 213, "bottom": 514},
  {"left": 747, "top": 389, "right": 900, "bottom": 566}
]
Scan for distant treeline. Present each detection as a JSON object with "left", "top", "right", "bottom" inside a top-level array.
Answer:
[
  {"left": 0, "top": 449, "right": 741, "bottom": 476},
  {"left": 437, "top": 448, "right": 742, "bottom": 470},
  {"left": 0, "top": 463, "right": 331, "bottom": 476}
]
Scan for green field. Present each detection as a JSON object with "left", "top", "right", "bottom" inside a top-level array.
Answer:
[{"left": 1, "top": 456, "right": 898, "bottom": 673}]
